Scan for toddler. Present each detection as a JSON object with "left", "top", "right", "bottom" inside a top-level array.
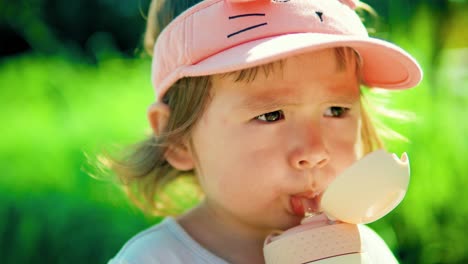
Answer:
[{"left": 107, "top": 0, "right": 422, "bottom": 263}]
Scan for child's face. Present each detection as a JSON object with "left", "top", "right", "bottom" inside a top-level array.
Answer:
[{"left": 189, "top": 49, "right": 361, "bottom": 231}]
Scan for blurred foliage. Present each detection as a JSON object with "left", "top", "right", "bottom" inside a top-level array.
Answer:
[
  {"left": 0, "top": 55, "right": 157, "bottom": 263},
  {"left": 0, "top": 0, "right": 151, "bottom": 58},
  {"left": 1, "top": 0, "right": 467, "bottom": 263}
]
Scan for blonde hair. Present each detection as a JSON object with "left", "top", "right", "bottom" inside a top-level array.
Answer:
[{"left": 102, "top": 0, "right": 385, "bottom": 215}]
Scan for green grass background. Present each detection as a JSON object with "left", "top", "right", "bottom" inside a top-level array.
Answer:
[{"left": 1, "top": 5, "right": 467, "bottom": 264}]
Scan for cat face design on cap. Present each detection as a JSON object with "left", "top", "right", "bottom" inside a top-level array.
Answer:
[{"left": 227, "top": 0, "right": 352, "bottom": 38}]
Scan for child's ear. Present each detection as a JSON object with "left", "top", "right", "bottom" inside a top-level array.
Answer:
[
  {"left": 164, "top": 143, "right": 195, "bottom": 171},
  {"left": 147, "top": 103, "right": 195, "bottom": 171},
  {"left": 148, "top": 102, "right": 170, "bottom": 136}
]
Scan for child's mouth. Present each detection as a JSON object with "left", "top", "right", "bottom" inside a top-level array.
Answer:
[{"left": 290, "top": 193, "right": 323, "bottom": 217}]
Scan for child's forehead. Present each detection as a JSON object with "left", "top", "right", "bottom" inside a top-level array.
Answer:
[
  {"left": 214, "top": 49, "right": 354, "bottom": 87},
  {"left": 210, "top": 50, "right": 360, "bottom": 105}
]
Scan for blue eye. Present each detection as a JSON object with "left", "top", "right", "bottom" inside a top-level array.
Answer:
[
  {"left": 256, "top": 110, "right": 285, "bottom": 122},
  {"left": 324, "top": 107, "right": 350, "bottom": 118}
]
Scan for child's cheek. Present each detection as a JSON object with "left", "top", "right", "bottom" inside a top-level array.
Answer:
[{"left": 326, "top": 117, "right": 360, "bottom": 141}]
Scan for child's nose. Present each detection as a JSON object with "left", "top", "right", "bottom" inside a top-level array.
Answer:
[{"left": 288, "top": 126, "right": 330, "bottom": 170}]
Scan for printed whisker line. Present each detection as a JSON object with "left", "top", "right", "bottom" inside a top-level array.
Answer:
[
  {"left": 227, "top": 22, "right": 268, "bottom": 38},
  {"left": 229, "top": 13, "right": 266, "bottom": 19}
]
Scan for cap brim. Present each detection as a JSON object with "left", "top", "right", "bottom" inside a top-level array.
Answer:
[{"left": 184, "top": 33, "right": 422, "bottom": 89}]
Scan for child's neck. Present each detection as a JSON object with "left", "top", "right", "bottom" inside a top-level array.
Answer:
[{"left": 177, "top": 202, "right": 269, "bottom": 264}]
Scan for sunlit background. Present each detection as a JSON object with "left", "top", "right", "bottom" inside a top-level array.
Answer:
[{"left": 1, "top": 0, "right": 467, "bottom": 263}]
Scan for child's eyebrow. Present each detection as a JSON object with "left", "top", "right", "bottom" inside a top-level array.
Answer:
[
  {"left": 234, "top": 89, "right": 359, "bottom": 112},
  {"left": 235, "top": 91, "right": 301, "bottom": 112}
]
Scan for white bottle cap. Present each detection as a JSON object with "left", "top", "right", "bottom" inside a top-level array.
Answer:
[{"left": 320, "top": 150, "right": 410, "bottom": 224}]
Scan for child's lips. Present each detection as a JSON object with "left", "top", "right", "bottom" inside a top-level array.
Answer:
[
  {"left": 290, "top": 196, "right": 305, "bottom": 216},
  {"left": 290, "top": 193, "right": 323, "bottom": 217}
]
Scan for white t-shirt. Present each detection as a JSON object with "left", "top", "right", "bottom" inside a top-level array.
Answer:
[
  {"left": 108, "top": 217, "right": 399, "bottom": 264},
  {"left": 108, "top": 217, "right": 228, "bottom": 264}
]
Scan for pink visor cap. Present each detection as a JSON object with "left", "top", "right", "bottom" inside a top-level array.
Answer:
[{"left": 151, "top": 0, "right": 423, "bottom": 101}]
